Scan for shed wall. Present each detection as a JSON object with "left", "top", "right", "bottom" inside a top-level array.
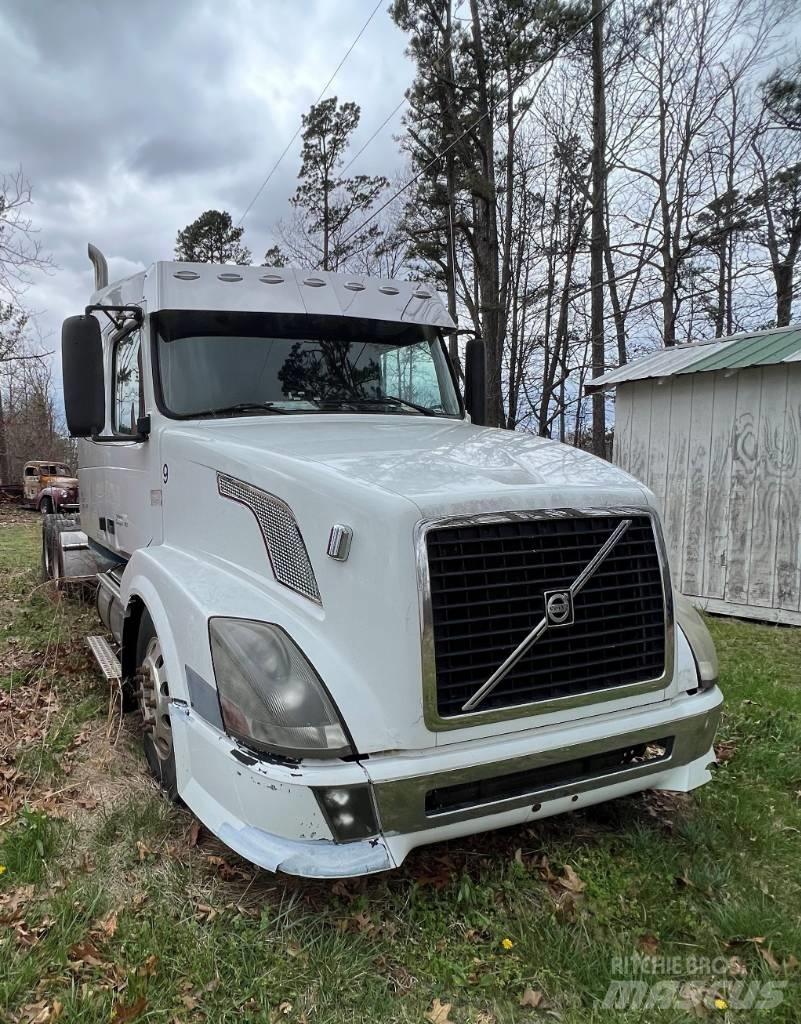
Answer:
[{"left": 613, "top": 366, "right": 801, "bottom": 626}]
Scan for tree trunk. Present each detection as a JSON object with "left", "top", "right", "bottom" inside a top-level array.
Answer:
[
  {"left": 590, "top": 0, "right": 607, "bottom": 457},
  {"left": 775, "top": 263, "right": 794, "bottom": 326},
  {"left": 469, "top": 0, "right": 504, "bottom": 428},
  {"left": 0, "top": 387, "right": 8, "bottom": 485},
  {"left": 603, "top": 191, "right": 627, "bottom": 365}
]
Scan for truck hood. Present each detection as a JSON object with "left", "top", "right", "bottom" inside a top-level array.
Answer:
[
  {"left": 160, "top": 416, "right": 659, "bottom": 755},
  {"left": 174, "top": 415, "right": 649, "bottom": 515},
  {"left": 42, "top": 475, "right": 79, "bottom": 489}
]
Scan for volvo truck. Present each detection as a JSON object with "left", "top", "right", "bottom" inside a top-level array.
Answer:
[{"left": 49, "top": 244, "right": 722, "bottom": 877}]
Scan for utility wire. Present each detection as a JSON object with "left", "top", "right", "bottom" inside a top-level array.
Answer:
[
  {"left": 340, "top": 96, "right": 408, "bottom": 176},
  {"left": 339, "top": 0, "right": 617, "bottom": 247},
  {"left": 237, "top": 0, "right": 384, "bottom": 226},
  {"left": 340, "top": 0, "right": 466, "bottom": 177}
]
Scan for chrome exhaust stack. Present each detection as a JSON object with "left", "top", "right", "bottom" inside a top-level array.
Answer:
[{"left": 88, "top": 243, "right": 108, "bottom": 291}]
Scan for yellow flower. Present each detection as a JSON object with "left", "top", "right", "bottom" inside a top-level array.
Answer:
[
  {"left": 714, "top": 998, "right": 728, "bottom": 1011},
  {"left": 501, "top": 938, "right": 514, "bottom": 950},
  {"left": 0, "top": 865, "right": 6, "bottom": 876}
]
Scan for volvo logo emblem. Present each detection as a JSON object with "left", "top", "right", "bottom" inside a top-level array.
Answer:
[{"left": 544, "top": 589, "right": 574, "bottom": 626}]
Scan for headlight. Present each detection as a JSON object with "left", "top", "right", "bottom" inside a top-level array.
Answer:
[
  {"left": 209, "top": 618, "right": 352, "bottom": 758},
  {"left": 674, "top": 592, "right": 718, "bottom": 690}
]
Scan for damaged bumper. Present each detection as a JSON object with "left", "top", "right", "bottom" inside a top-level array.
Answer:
[{"left": 171, "top": 687, "right": 722, "bottom": 879}]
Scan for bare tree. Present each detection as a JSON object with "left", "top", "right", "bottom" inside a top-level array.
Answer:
[{"left": 0, "top": 169, "right": 53, "bottom": 301}]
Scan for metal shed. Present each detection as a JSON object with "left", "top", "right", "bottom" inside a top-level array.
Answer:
[{"left": 588, "top": 325, "right": 801, "bottom": 626}]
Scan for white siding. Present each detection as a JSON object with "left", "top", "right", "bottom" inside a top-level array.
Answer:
[{"left": 613, "top": 365, "right": 801, "bottom": 626}]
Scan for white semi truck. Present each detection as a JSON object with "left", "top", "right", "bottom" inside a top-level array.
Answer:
[{"left": 50, "top": 244, "right": 722, "bottom": 878}]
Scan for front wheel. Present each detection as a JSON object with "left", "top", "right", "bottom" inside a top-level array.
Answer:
[
  {"left": 134, "top": 612, "right": 178, "bottom": 800},
  {"left": 40, "top": 497, "right": 53, "bottom": 515}
]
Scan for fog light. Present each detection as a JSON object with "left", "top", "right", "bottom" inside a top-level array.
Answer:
[{"left": 314, "top": 785, "right": 379, "bottom": 842}]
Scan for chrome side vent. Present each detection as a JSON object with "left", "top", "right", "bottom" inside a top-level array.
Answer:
[{"left": 217, "top": 474, "right": 321, "bottom": 603}]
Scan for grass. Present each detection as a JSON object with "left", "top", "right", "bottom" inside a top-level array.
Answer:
[{"left": 1, "top": 512, "right": 799, "bottom": 1022}]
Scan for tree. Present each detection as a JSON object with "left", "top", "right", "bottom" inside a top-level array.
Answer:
[
  {"left": 174, "top": 210, "right": 251, "bottom": 264},
  {"left": 0, "top": 169, "right": 52, "bottom": 301},
  {"left": 0, "top": 303, "right": 27, "bottom": 483},
  {"left": 392, "top": 0, "right": 588, "bottom": 428},
  {"left": 262, "top": 244, "right": 290, "bottom": 267},
  {"left": 762, "top": 64, "right": 801, "bottom": 133},
  {"left": 747, "top": 156, "right": 801, "bottom": 326},
  {"left": 278, "top": 97, "right": 389, "bottom": 271}
]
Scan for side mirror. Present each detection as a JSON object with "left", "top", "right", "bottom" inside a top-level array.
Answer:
[
  {"left": 62, "top": 315, "right": 105, "bottom": 437},
  {"left": 464, "top": 336, "right": 487, "bottom": 426}
]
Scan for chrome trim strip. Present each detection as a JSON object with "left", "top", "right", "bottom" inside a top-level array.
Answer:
[
  {"left": 373, "top": 698, "right": 719, "bottom": 834},
  {"left": 463, "top": 518, "right": 632, "bottom": 712},
  {"left": 415, "top": 506, "right": 675, "bottom": 731}
]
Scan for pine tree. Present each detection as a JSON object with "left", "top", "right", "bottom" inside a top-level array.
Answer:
[
  {"left": 290, "top": 98, "right": 388, "bottom": 271},
  {"left": 174, "top": 210, "right": 251, "bottom": 264}
]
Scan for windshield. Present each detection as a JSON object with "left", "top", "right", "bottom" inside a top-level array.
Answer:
[{"left": 155, "top": 311, "right": 461, "bottom": 419}]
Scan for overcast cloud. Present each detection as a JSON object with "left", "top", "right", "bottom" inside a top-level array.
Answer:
[{"left": 0, "top": 0, "right": 413, "bottom": 394}]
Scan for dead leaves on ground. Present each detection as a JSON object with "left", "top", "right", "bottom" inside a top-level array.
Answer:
[
  {"left": 714, "top": 739, "right": 737, "bottom": 763},
  {"left": 519, "top": 987, "right": 545, "bottom": 1008},
  {"left": 16, "top": 1000, "right": 64, "bottom": 1024},
  {"left": 643, "top": 790, "right": 692, "bottom": 831},
  {"left": 725, "top": 935, "right": 799, "bottom": 974},
  {"left": 374, "top": 955, "right": 416, "bottom": 994},
  {"left": 111, "top": 995, "right": 148, "bottom": 1022},
  {"left": 426, "top": 998, "right": 455, "bottom": 1024},
  {"left": 2, "top": 885, "right": 57, "bottom": 952},
  {"left": 514, "top": 850, "right": 587, "bottom": 920},
  {"left": 334, "top": 908, "right": 399, "bottom": 941},
  {"left": 637, "top": 932, "right": 661, "bottom": 956}
]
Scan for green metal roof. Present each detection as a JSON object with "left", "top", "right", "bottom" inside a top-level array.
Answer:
[
  {"left": 691, "top": 326, "right": 801, "bottom": 372},
  {"left": 588, "top": 325, "right": 801, "bottom": 391}
]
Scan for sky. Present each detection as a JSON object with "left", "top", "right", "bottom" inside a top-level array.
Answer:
[{"left": 0, "top": 0, "right": 414, "bottom": 393}]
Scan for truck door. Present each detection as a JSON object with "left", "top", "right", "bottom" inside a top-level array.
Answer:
[
  {"left": 23, "top": 465, "right": 39, "bottom": 505},
  {"left": 100, "top": 324, "right": 157, "bottom": 556}
]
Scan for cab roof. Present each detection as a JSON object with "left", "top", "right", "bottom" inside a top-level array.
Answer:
[{"left": 92, "top": 262, "right": 456, "bottom": 331}]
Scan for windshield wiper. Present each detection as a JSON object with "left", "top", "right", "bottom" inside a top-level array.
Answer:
[
  {"left": 193, "top": 402, "right": 291, "bottom": 418},
  {"left": 340, "top": 396, "right": 439, "bottom": 417}
]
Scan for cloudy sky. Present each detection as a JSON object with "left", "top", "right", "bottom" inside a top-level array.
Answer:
[{"left": 1, "top": 0, "right": 413, "bottom": 392}]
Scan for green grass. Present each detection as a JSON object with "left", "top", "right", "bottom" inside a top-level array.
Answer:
[{"left": 1, "top": 516, "right": 799, "bottom": 1022}]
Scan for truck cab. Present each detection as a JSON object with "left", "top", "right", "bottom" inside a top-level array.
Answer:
[{"left": 55, "top": 246, "right": 722, "bottom": 878}]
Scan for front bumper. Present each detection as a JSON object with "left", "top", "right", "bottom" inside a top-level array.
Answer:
[{"left": 172, "top": 686, "right": 722, "bottom": 878}]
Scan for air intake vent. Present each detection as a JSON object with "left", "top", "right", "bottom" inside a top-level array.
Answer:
[{"left": 217, "top": 474, "right": 321, "bottom": 603}]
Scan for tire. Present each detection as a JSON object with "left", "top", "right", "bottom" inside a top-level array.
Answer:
[
  {"left": 41, "top": 515, "right": 56, "bottom": 580},
  {"left": 134, "top": 611, "right": 178, "bottom": 800},
  {"left": 40, "top": 497, "right": 53, "bottom": 515},
  {"left": 41, "top": 513, "right": 81, "bottom": 582}
]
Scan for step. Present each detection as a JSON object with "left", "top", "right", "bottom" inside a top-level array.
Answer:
[{"left": 87, "top": 635, "right": 122, "bottom": 682}]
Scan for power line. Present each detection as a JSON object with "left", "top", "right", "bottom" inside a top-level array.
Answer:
[
  {"left": 340, "top": 0, "right": 466, "bottom": 177},
  {"left": 237, "top": 0, "right": 384, "bottom": 227},
  {"left": 339, "top": 0, "right": 617, "bottom": 246},
  {"left": 340, "top": 96, "right": 408, "bottom": 176}
]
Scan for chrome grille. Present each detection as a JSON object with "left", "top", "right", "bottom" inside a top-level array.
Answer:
[
  {"left": 425, "top": 512, "right": 666, "bottom": 718},
  {"left": 217, "top": 474, "right": 321, "bottom": 603}
]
